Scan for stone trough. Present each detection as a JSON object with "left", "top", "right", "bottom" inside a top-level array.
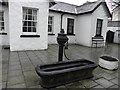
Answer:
[
  {"left": 99, "top": 55, "right": 119, "bottom": 70},
  {"left": 35, "top": 59, "right": 97, "bottom": 88}
]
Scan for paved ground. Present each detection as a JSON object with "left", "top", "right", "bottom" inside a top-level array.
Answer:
[{"left": 1, "top": 44, "right": 119, "bottom": 89}]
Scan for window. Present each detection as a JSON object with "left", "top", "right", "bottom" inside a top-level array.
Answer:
[
  {"left": 48, "top": 16, "right": 54, "bottom": 33},
  {"left": 67, "top": 18, "right": 74, "bottom": 35},
  {"left": 0, "top": 12, "right": 4, "bottom": 31},
  {"left": 23, "top": 8, "right": 37, "bottom": 32},
  {"left": 96, "top": 19, "right": 103, "bottom": 36}
]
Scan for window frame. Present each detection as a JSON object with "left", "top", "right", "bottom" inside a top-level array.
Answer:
[
  {"left": 96, "top": 19, "right": 103, "bottom": 37},
  {"left": 0, "top": 11, "right": 5, "bottom": 32},
  {"left": 67, "top": 18, "right": 74, "bottom": 35},
  {"left": 22, "top": 7, "right": 38, "bottom": 34},
  {"left": 48, "top": 16, "right": 54, "bottom": 34}
]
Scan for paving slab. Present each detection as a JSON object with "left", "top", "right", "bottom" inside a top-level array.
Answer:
[
  {"left": 65, "top": 81, "right": 85, "bottom": 88},
  {"left": 91, "top": 85, "right": 105, "bottom": 88},
  {"left": 8, "top": 70, "right": 23, "bottom": 77},
  {"left": 7, "top": 75, "right": 25, "bottom": 86},
  {"left": 99, "top": 72, "right": 116, "bottom": 80},
  {"left": 109, "top": 85, "right": 119, "bottom": 88},
  {"left": 0, "top": 83, "right": 2, "bottom": 90},
  {"left": 81, "top": 80, "right": 98, "bottom": 88},
  {"left": 22, "top": 66, "right": 35, "bottom": 72},
  {"left": 1, "top": 44, "right": 119, "bottom": 89},
  {"left": 23, "top": 71, "right": 39, "bottom": 87},
  {"left": 7, "top": 83, "right": 26, "bottom": 88},
  {"left": 2, "top": 82, "right": 7, "bottom": 88},
  {"left": 2, "top": 74, "right": 7, "bottom": 82},
  {"left": 94, "top": 78, "right": 115, "bottom": 88},
  {"left": 9, "top": 61, "right": 20, "bottom": 66},
  {"left": 9, "top": 64, "right": 21, "bottom": 71},
  {"left": 110, "top": 78, "right": 118, "bottom": 85}
]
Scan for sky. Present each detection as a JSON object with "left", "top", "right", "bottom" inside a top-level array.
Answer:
[
  {"left": 55, "top": 0, "right": 98, "bottom": 5},
  {"left": 55, "top": 0, "right": 114, "bottom": 11}
]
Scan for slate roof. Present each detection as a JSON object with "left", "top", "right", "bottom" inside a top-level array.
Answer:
[
  {"left": 49, "top": 0, "right": 111, "bottom": 16},
  {"left": 49, "top": 2, "right": 78, "bottom": 14},
  {"left": 76, "top": 1, "right": 102, "bottom": 14}
]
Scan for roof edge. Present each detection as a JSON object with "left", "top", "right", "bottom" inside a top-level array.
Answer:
[
  {"left": 49, "top": 9, "right": 77, "bottom": 15},
  {"left": 49, "top": 0, "right": 111, "bottom": 17}
]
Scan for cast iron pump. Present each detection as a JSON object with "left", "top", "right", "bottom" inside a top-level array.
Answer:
[{"left": 57, "top": 29, "right": 68, "bottom": 62}]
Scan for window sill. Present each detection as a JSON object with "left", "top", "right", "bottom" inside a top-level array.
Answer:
[
  {"left": 20, "top": 35, "right": 40, "bottom": 38},
  {"left": 94, "top": 35, "right": 103, "bottom": 37},
  {"left": 0, "top": 32, "right": 7, "bottom": 35},
  {"left": 48, "top": 33, "right": 55, "bottom": 36},
  {"left": 67, "top": 34, "right": 75, "bottom": 36}
]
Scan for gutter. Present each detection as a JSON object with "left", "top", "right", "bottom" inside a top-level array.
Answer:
[{"left": 60, "top": 13, "right": 65, "bottom": 33}]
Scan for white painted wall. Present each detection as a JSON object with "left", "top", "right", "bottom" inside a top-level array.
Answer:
[
  {"left": 76, "top": 4, "right": 109, "bottom": 47},
  {"left": 48, "top": 12, "right": 77, "bottom": 44},
  {"left": 114, "top": 30, "right": 120, "bottom": 44},
  {"left": 91, "top": 4, "right": 109, "bottom": 45},
  {"left": 9, "top": 0, "right": 49, "bottom": 51},
  {"left": 107, "top": 27, "right": 119, "bottom": 32},
  {"left": 112, "top": 6, "right": 120, "bottom": 21},
  {"left": 0, "top": 5, "right": 9, "bottom": 46},
  {"left": 48, "top": 12, "right": 61, "bottom": 44},
  {"left": 76, "top": 14, "right": 92, "bottom": 47}
]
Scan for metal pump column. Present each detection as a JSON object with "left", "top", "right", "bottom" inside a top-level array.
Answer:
[{"left": 57, "top": 13, "right": 68, "bottom": 62}]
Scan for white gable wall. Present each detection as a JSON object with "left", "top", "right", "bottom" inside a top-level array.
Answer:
[
  {"left": 9, "top": 0, "right": 49, "bottom": 51},
  {"left": 76, "top": 14, "right": 92, "bottom": 47},
  {"left": 0, "top": 5, "right": 9, "bottom": 46},
  {"left": 76, "top": 4, "right": 109, "bottom": 47},
  {"left": 112, "top": 6, "right": 120, "bottom": 21},
  {"left": 91, "top": 4, "right": 109, "bottom": 44},
  {"left": 48, "top": 12, "right": 77, "bottom": 44}
]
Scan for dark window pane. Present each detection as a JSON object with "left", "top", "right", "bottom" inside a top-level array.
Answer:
[
  {"left": 0, "top": 12, "right": 3, "bottom": 16},
  {"left": 0, "top": 22, "right": 4, "bottom": 27},
  {"left": 67, "top": 18, "right": 74, "bottom": 35},
  {"left": 24, "top": 9, "right": 27, "bottom": 14},
  {"left": 49, "top": 21, "right": 52, "bottom": 24},
  {"left": 28, "top": 21, "right": 31, "bottom": 26},
  {"left": 33, "top": 22, "right": 36, "bottom": 27},
  {"left": 33, "top": 27, "right": 36, "bottom": 32},
  {"left": 48, "top": 16, "right": 53, "bottom": 32},
  {"left": 33, "top": 10, "right": 37, "bottom": 15},
  {"left": 96, "top": 19, "right": 103, "bottom": 36},
  {"left": 28, "top": 27, "right": 31, "bottom": 32},
  {"left": 48, "top": 25, "right": 52, "bottom": 32},
  {"left": 2, "top": 17, "right": 4, "bottom": 21},
  {"left": 2, "top": 27, "right": 4, "bottom": 29},
  {"left": 23, "top": 8, "right": 37, "bottom": 32},
  {"left": 2, "top": 22, "right": 4, "bottom": 26},
  {"left": 33, "top": 16, "right": 37, "bottom": 20},
  {"left": 23, "top": 27, "right": 27, "bottom": 32},
  {"left": 28, "top": 9, "right": 32, "bottom": 14},
  {"left": 28, "top": 15, "right": 32, "bottom": 20},
  {"left": 0, "top": 22, "right": 2, "bottom": 27},
  {"left": 49, "top": 16, "right": 52, "bottom": 20},
  {"left": 32, "top": 16, "right": 34, "bottom": 20},
  {"left": 0, "top": 27, "right": 1, "bottom": 30},
  {"left": 23, "top": 21, "right": 27, "bottom": 26},
  {"left": 0, "top": 17, "right": 3, "bottom": 21},
  {"left": 25, "top": 15, "right": 28, "bottom": 20}
]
